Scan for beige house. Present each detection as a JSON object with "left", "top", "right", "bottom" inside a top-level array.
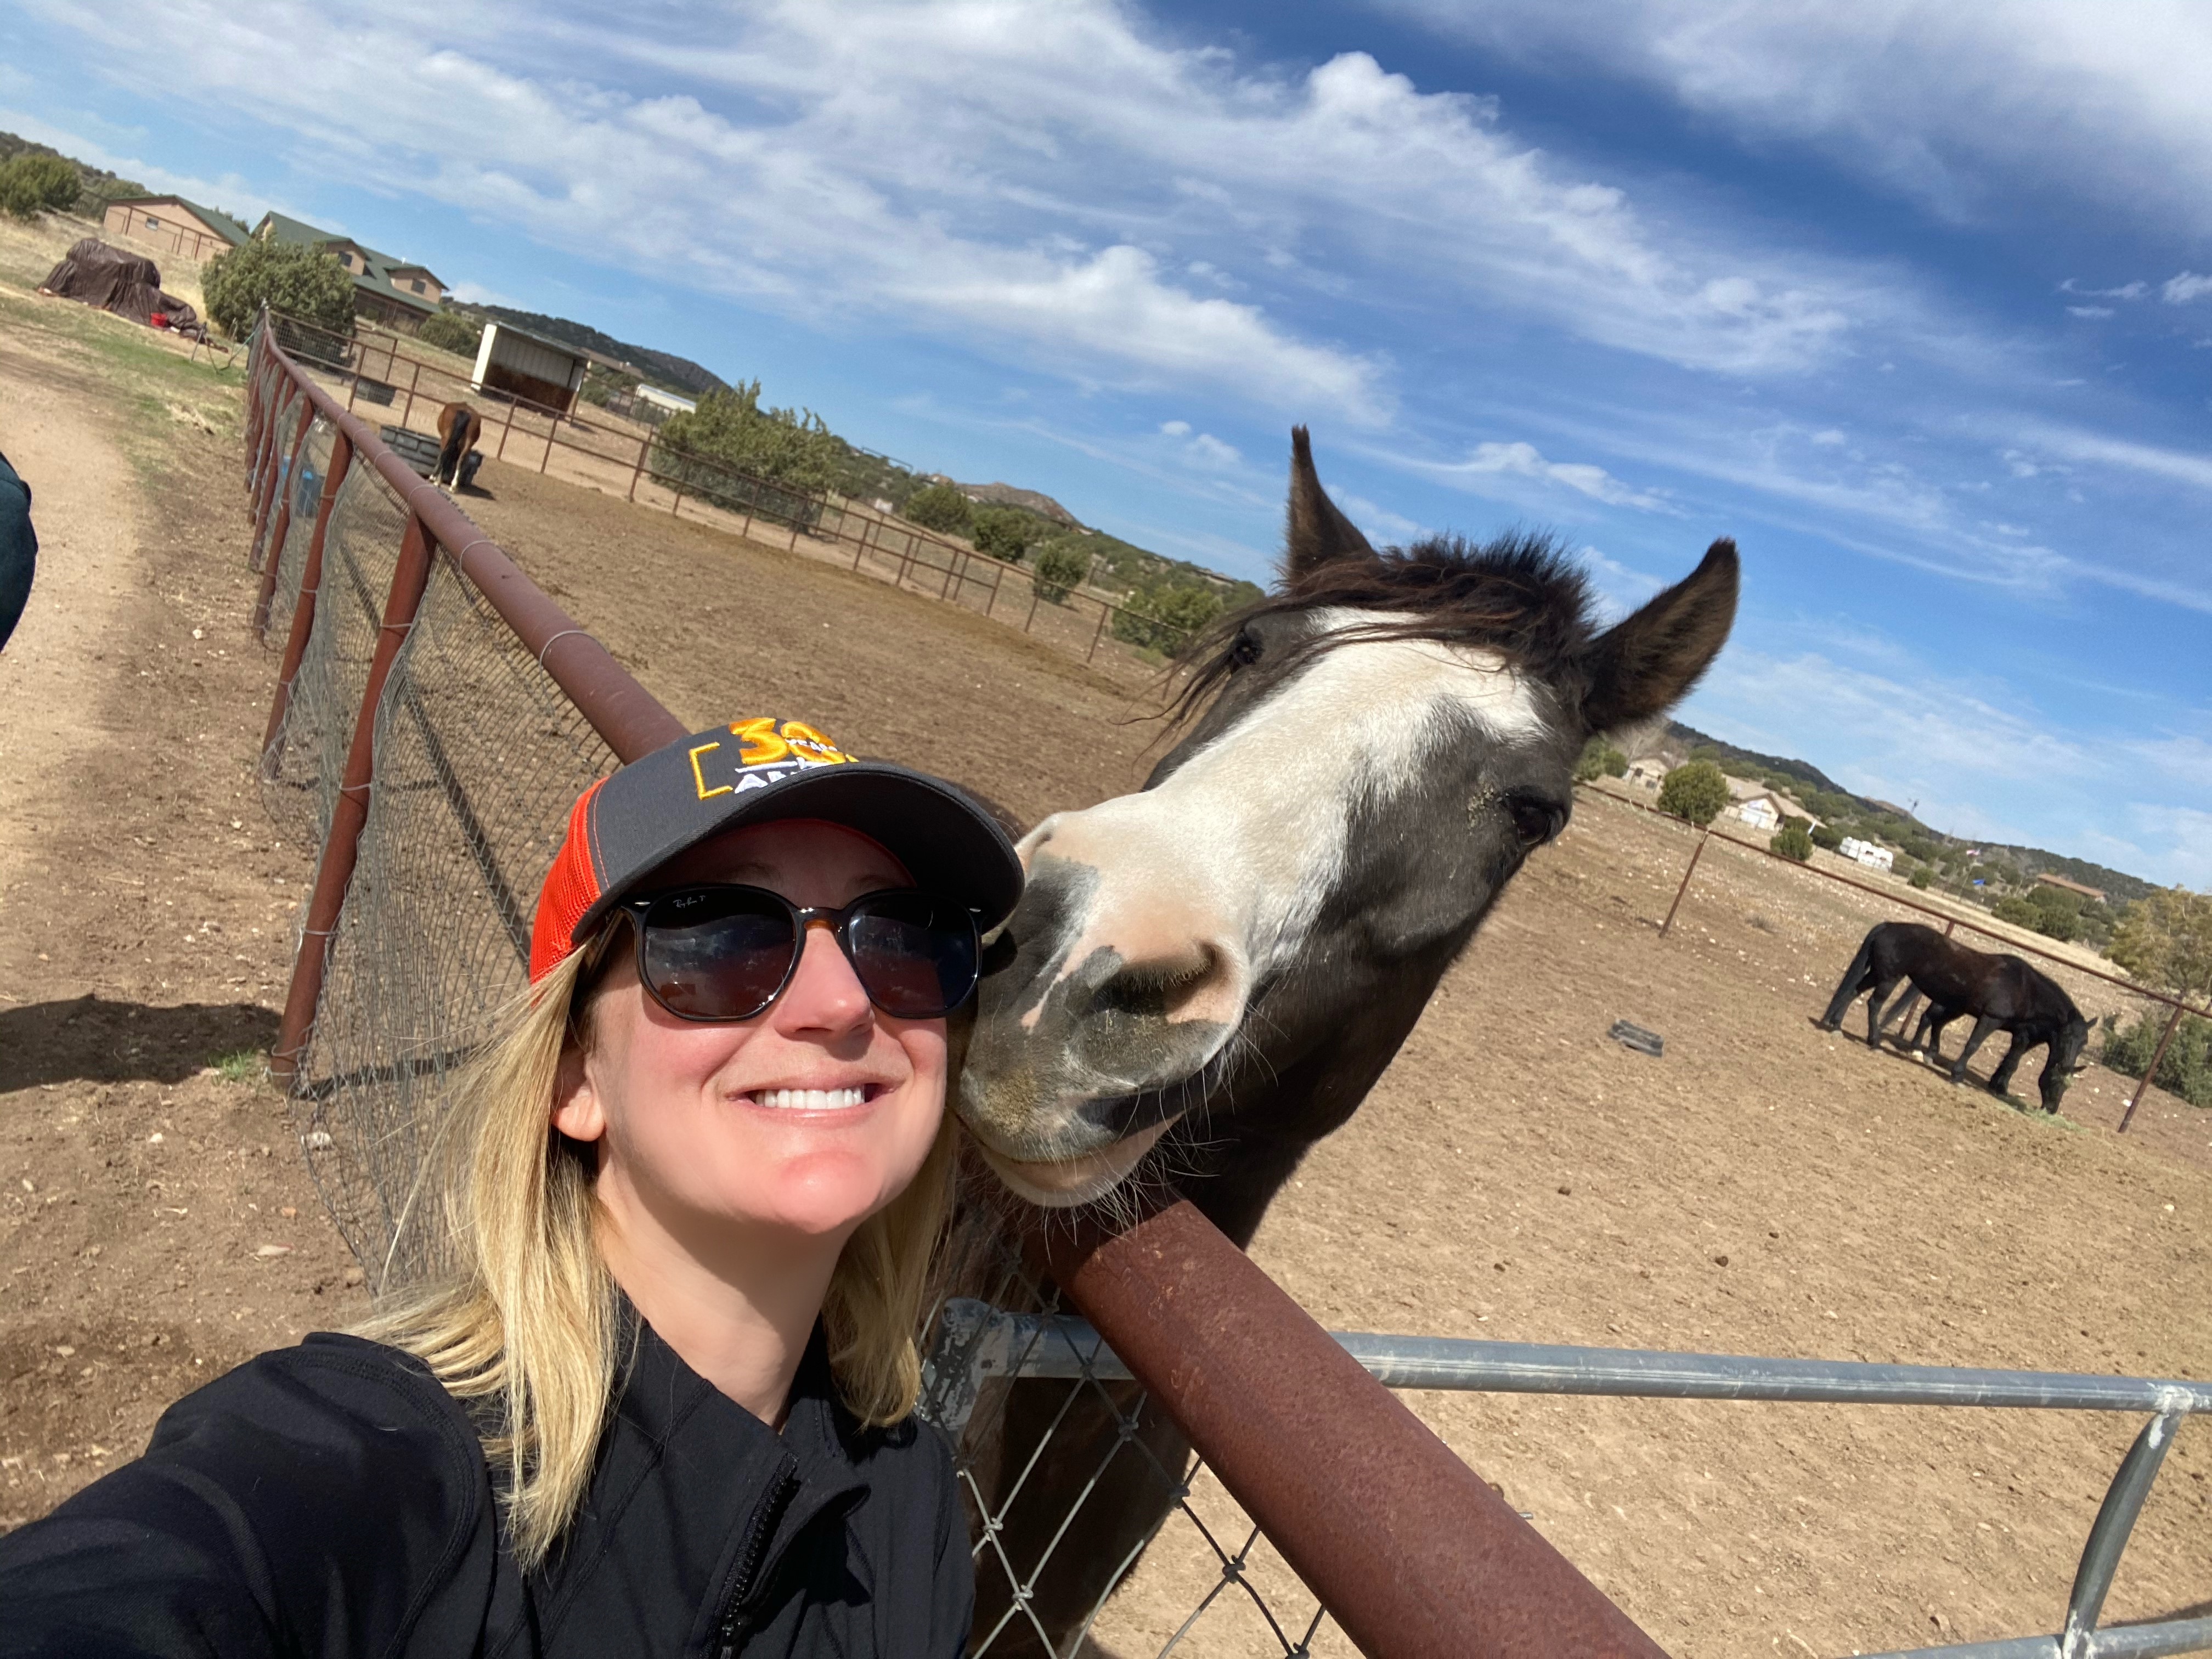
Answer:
[
  {"left": 249, "top": 213, "right": 447, "bottom": 332},
  {"left": 101, "top": 196, "right": 245, "bottom": 263}
]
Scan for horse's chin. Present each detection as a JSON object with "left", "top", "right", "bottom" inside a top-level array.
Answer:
[{"left": 973, "top": 1115, "right": 1181, "bottom": 1209}]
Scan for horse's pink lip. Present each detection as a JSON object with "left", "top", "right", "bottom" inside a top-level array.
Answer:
[{"left": 973, "top": 1116, "right": 1181, "bottom": 1209}]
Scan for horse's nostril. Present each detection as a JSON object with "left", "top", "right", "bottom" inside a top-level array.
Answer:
[{"left": 1093, "top": 944, "right": 1240, "bottom": 1029}]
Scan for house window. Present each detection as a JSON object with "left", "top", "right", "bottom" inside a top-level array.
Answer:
[
  {"left": 409, "top": 279, "right": 425, "bottom": 294},
  {"left": 145, "top": 216, "right": 161, "bottom": 232}
]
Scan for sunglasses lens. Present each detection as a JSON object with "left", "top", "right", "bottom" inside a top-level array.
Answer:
[
  {"left": 640, "top": 888, "right": 795, "bottom": 1020},
  {"left": 845, "top": 893, "right": 979, "bottom": 1019}
]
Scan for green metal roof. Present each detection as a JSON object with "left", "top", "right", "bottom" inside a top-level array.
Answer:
[
  {"left": 108, "top": 195, "right": 247, "bottom": 245},
  {"left": 249, "top": 212, "right": 442, "bottom": 315}
]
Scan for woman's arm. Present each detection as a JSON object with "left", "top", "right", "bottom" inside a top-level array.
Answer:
[{"left": 0, "top": 1335, "right": 497, "bottom": 1659}]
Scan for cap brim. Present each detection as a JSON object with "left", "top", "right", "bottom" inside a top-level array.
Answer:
[{"left": 572, "top": 761, "right": 1023, "bottom": 945}]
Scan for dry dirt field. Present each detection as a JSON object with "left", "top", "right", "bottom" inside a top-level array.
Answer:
[{"left": 2, "top": 210, "right": 2207, "bottom": 1657}]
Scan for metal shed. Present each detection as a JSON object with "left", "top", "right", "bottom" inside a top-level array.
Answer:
[{"left": 470, "top": 321, "right": 588, "bottom": 415}]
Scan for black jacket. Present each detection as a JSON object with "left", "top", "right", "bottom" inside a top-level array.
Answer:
[{"left": 0, "top": 1319, "right": 972, "bottom": 1657}]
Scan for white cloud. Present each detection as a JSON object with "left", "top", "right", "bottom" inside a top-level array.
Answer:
[
  {"left": 2060, "top": 279, "right": 2148, "bottom": 301},
  {"left": 1377, "top": 438, "right": 1675, "bottom": 511},
  {"left": 1159, "top": 420, "right": 1192, "bottom": 437},
  {"left": 22, "top": 0, "right": 1891, "bottom": 413},
  {"left": 1333, "top": 489, "right": 1427, "bottom": 548},
  {"left": 2065, "top": 305, "right": 2114, "bottom": 319},
  {"left": 1384, "top": 1, "right": 2212, "bottom": 236},
  {"left": 2163, "top": 272, "right": 2212, "bottom": 304},
  {"left": 2011, "top": 424, "right": 2212, "bottom": 493}
]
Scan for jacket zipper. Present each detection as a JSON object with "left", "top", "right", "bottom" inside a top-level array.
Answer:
[{"left": 714, "top": 1461, "right": 799, "bottom": 1658}]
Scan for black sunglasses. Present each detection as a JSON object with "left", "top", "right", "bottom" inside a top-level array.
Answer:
[{"left": 615, "top": 884, "right": 980, "bottom": 1023}]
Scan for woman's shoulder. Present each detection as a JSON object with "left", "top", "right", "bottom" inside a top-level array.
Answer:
[{"left": 0, "top": 1334, "right": 504, "bottom": 1658}]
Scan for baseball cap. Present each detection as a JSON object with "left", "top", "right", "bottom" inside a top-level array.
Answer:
[{"left": 529, "top": 716, "right": 1022, "bottom": 982}]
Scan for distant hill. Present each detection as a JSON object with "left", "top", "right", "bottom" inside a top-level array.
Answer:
[
  {"left": 1663, "top": 719, "right": 2159, "bottom": 906},
  {"left": 0, "top": 128, "right": 154, "bottom": 222},
  {"left": 466, "top": 304, "right": 728, "bottom": 399},
  {"left": 952, "top": 479, "right": 1083, "bottom": 528}
]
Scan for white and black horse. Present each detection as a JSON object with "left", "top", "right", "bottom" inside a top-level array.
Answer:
[
  {"left": 1818, "top": 919, "right": 2089, "bottom": 1111},
  {"left": 949, "top": 428, "right": 1738, "bottom": 1649}
]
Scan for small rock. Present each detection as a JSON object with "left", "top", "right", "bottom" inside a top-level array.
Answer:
[
  {"left": 190, "top": 628, "right": 203, "bottom": 640},
  {"left": 1712, "top": 1254, "right": 1730, "bottom": 1267},
  {"left": 53, "top": 1345, "right": 75, "bottom": 1359},
  {"left": 254, "top": 1244, "right": 292, "bottom": 1259},
  {"left": 303, "top": 1131, "right": 333, "bottom": 1150},
  {"left": 147, "top": 1132, "right": 164, "bottom": 1145},
  {"left": 342, "top": 1266, "right": 365, "bottom": 1288},
  {"left": 279, "top": 1206, "right": 297, "bottom": 1220},
  {"left": 1556, "top": 1185, "right": 1572, "bottom": 1196}
]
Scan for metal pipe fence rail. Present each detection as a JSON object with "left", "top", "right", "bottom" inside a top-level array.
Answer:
[
  {"left": 1576, "top": 783, "right": 2208, "bottom": 1130},
  {"left": 239, "top": 319, "right": 2209, "bottom": 1659},
  {"left": 262, "top": 310, "right": 1211, "bottom": 676},
  {"left": 930, "top": 1299, "right": 2212, "bottom": 1659}
]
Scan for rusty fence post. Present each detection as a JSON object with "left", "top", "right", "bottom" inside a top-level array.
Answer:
[
  {"left": 253, "top": 386, "right": 304, "bottom": 540},
  {"left": 1039, "top": 1201, "right": 1666, "bottom": 1659},
  {"left": 628, "top": 435, "right": 648, "bottom": 503},
  {"left": 1087, "top": 601, "right": 1111, "bottom": 662},
  {"left": 253, "top": 402, "right": 320, "bottom": 631},
  {"left": 1660, "top": 823, "right": 1711, "bottom": 939},
  {"left": 262, "top": 430, "right": 355, "bottom": 760},
  {"left": 495, "top": 396, "right": 517, "bottom": 461},
  {"left": 270, "top": 507, "right": 437, "bottom": 1081},
  {"left": 2118, "top": 1001, "right": 2190, "bottom": 1134}
]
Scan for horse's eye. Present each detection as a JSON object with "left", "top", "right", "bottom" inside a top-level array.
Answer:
[
  {"left": 1228, "top": 630, "right": 1263, "bottom": 669},
  {"left": 1507, "top": 796, "right": 1563, "bottom": 847}
]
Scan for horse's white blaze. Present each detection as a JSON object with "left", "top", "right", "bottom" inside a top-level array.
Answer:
[{"left": 1019, "top": 613, "right": 1543, "bottom": 1048}]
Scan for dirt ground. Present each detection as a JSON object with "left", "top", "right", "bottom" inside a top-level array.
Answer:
[{"left": 2, "top": 207, "right": 2207, "bottom": 1656}]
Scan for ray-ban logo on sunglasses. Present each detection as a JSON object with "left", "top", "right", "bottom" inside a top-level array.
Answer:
[{"left": 687, "top": 719, "right": 851, "bottom": 801}]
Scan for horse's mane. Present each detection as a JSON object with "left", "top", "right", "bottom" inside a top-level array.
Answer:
[{"left": 1172, "top": 531, "right": 1601, "bottom": 727}]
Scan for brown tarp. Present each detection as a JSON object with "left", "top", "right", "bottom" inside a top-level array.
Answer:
[{"left": 38, "top": 239, "right": 204, "bottom": 337}]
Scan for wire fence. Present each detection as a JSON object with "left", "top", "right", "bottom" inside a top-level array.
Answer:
[
  {"left": 1575, "top": 782, "right": 2211, "bottom": 1132},
  {"left": 236, "top": 315, "right": 2212, "bottom": 1659},
  {"left": 266, "top": 311, "right": 1214, "bottom": 679}
]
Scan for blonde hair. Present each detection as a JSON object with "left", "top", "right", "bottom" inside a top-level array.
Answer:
[{"left": 356, "top": 928, "right": 956, "bottom": 1568}]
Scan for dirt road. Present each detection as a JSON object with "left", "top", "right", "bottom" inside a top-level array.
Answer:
[{"left": 0, "top": 294, "right": 364, "bottom": 1528}]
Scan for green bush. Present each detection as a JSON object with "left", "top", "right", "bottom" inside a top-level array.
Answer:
[
  {"left": 903, "top": 482, "right": 973, "bottom": 535},
  {"left": 202, "top": 238, "right": 355, "bottom": 340},
  {"left": 1908, "top": 865, "right": 1933, "bottom": 890},
  {"left": 416, "top": 309, "right": 483, "bottom": 358},
  {"left": 971, "top": 507, "right": 1037, "bottom": 563},
  {"left": 1032, "top": 542, "right": 1089, "bottom": 605},
  {"left": 2101, "top": 1010, "right": 2212, "bottom": 1109},
  {"left": 1113, "top": 583, "right": 1224, "bottom": 654},
  {"left": 1656, "top": 759, "right": 1730, "bottom": 827},
  {"left": 654, "top": 381, "right": 844, "bottom": 498},
  {"left": 1810, "top": 823, "right": 1843, "bottom": 851},
  {"left": 0, "top": 154, "right": 80, "bottom": 219},
  {"left": 1771, "top": 823, "right": 1813, "bottom": 862},
  {"left": 1574, "top": 740, "right": 1629, "bottom": 783}
]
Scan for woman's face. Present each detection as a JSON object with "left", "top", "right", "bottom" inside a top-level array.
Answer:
[{"left": 554, "top": 818, "right": 949, "bottom": 1250}]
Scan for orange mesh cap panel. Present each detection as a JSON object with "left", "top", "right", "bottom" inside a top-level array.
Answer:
[{"left": 529, "top": 777, "right": 610, "bottom": 982}]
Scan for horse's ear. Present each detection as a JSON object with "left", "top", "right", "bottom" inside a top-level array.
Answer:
[
  {"left": 1580, "top": 538, "right": 1740, "bottom": 735},
  {"left": 1284, "top": 426, "right": 1375, "bottom": 583}
]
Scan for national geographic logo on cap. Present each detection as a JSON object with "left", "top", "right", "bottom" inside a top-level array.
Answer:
[{"left": 686, "top": 718, "right": 852, "bottom": 800}]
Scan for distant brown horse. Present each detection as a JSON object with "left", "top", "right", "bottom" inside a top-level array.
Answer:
[{"left": 433, "top": 403, "right": 480, "bottom": 489}]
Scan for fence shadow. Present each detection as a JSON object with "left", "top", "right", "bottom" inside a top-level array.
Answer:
[{"left": 0, "top": 995, "right": 278, "bottom": 1091}]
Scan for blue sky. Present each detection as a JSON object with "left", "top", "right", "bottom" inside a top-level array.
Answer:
[{"left": 4, "top": 0, "right": 2207, "bottom": 884}]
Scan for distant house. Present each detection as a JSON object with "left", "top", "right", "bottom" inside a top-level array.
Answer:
[
  {"left": 635, "top": 384, "right": 698, "bottom": 417},
  {"left": 471, "top": 320, "right": 589, "bottom": 415},
  {"left": 1837, "top": 837, "right": 1895, "bottom": 873},
  {"left": 1625, "top": 758, "right": 1667, "bottom": 790},
  {"left": 2035, "top": 872, "right": 2106, "bottom": 905},
  {"left": 249, "top": 212, "right": 446, "bottom": 331},
  {"left": 102, "top": 195, "right": 245, "bottom": 263},
  {"left": 1731, "top": 793, "right": 1782, "bottom": 832}
]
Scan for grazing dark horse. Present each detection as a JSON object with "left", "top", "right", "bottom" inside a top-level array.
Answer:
[
  {"left": 1818, "top": 920, "right": 2089, "bottom": 1111},
  {"left": 946, "top": 428, "right": 1739, "bottom": 1651},
  {"left": 433, "top": 402, "right": 479, "bottom": 489}
]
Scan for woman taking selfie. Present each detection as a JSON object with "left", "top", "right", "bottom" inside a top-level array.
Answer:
[{"left": 0, "top": 715, "right": 1021, "bottom": 1657}]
